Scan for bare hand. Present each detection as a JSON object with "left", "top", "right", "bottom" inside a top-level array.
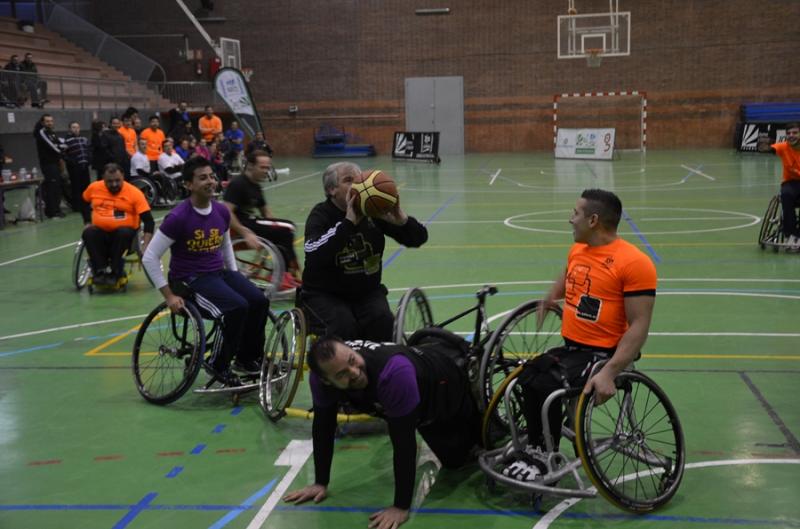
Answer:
[
  {"left": 345, "top": 189, "right": 363, "bottom": 224},
  {"left": 583, "top": 369, "right": 617, "bottom": 405},
  {"left": 376, "top": 202, "right": 407, "bottom": 226},
  {"left": 244, "top": 230, "right": 261, "bottom": 249},
  {"left": 283, "top": 484, "right": 327, "bottom": 504},
  {"left": 166, "top": 294, "right": 185, "bottom": 314},
  {"left": 369, "top": 506, "right": 409, "bottom": 529}
]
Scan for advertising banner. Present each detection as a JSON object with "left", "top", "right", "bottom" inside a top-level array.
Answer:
[
  {"left": 213, "top": 67, "right": 263, "bottom": 139},
  {"left": 392, "top": 131, "right": 440, "bottom": 162},
  {"left": 555, "top": 128, "right": 616, "bottom": 160}
]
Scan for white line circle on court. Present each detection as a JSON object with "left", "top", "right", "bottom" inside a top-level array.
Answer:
[
  {"left": 505, "top": 207, "right": 760, "bottom": 235},
  {"left": 532, "top": 458, "right": 800, "bottom": 529}
]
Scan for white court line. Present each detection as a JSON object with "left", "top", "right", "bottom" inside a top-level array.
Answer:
[
  {"left": 533, "top": 459, "right": 800, "bottom": 529},
  {"left": 489, "top": 169, "right": 502, "bottom": 185},
  {"left": 0, "top": 314, "right": 148, "bottom": 341},
  {"left": 264, "top": 170, "right": 321, "bottom": 190},
  {"left": 247, "top": 439, "right": 313, "bottom": 529},
  {"left": 681, "top": 164, "right": 716, "bottom": 181}
]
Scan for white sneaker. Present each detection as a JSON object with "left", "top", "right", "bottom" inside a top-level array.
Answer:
[
  {"left": 786, "top": 235, "right": 800, "bottom": 252},
  {"left": 502, "top": 460, "right": 542, "bottom": 482}
]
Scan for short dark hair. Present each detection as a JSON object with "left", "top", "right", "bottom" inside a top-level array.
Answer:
[
  {"left": 246, "top": 149, "right": 272, "bottom": 165},
  {"left": 307, "top": 336, "right": 343, "bottom": 378},
  {"left": 40, "top": 113, "right": 52, "bottom": 123},
  {"left": 148, "top": 115, "right": 159, "bottom": 123},
  {"left": 69, "top": 121, "right": 80, "bottom": 128},
  {"left": 580, "top": 189, "right": 623, "bottom": 230},
  {"left": 205, "top": 105, "right": 213, "bottom": 111},
  {"left": 181, "top": 155, "right": 212, "bottom": 182},
  {"left": 102, "top": 163, "right": 123, "bottom": 177},
  {"left": 786, "top": 122, "right": 800, "bottom": 132}
]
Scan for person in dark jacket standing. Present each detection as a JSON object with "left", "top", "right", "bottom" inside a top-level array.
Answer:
[
  {"left": 33, "top": 113, "right": 65, "bottom": 218},
  {"left": 100, "top": 116, "right": 130, "bottom": 180},
  {"left": 301, "top": 162, "right": 428, "bottom": 341},
  {"left": 64, "top": 121, "right": 92, "bottom": 223}
]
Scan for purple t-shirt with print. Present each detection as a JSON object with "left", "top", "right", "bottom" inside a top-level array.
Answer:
[
  {"left": 309, "top": 354, "right": 420, "bottom": 418},
  {"left": 159, "top": 200, "right": 230, "bottom": 281}
]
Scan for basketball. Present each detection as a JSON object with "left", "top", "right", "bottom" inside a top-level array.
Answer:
[{"left": 349, "top": 169, "right": 399, "bottom": 217}]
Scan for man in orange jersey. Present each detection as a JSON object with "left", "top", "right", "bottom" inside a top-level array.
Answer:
[
  {"left": 82, "top": 163, "right": 154, "bottom": 285},
  {"left": 198, "top": 105, "right": 222, "bottom": 143},
  {"left": 770, "top": 122, "right": 800, "bottom": 250},
  {"left": 139, "top": 115, "right": 166, "bottom": 172},
  {"left": 119, "top": 115, "right": 138, "bottom": 158},
  {"left": 504, "top": 189, "right": 657, "bottom": 482}
]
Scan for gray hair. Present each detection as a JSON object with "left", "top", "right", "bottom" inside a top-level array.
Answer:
[{"left": 322, "top": 162, "right": 361, "bottom": 197}]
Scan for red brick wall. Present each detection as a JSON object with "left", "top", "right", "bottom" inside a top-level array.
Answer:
[{"left": 91, "top": 0, "right": 799, "bottom": 154}]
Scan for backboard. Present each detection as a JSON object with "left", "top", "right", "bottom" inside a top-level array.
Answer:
[{"left": 557, "top": 11, "right": 630, "bottom": 60}]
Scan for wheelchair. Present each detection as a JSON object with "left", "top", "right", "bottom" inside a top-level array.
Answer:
[
  {"left": 393, "top": 286, "right": 685, "bottom": 513},
  {"left": 758, "top": 193, "right": 800, "bottom": 252},
  {"left": 130, "top": 171, "right": 187, "bottom": 208},
  {"left": 72, "top": 229, "right": 145, "bottom": 293},
  {"left": 132, "top": 287, "right": 297, "bottom": 406},
  {"left": 232, "top": 236, "right": 285, "bottom": 299}
]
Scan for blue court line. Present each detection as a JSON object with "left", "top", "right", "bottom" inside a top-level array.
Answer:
[
  {"left": 207, "top": 478, "right": 278, "bottom": 529},
  {"left": 190, "top": 444, "right": 207, "bottom": 455},
  {"left": 212, "top": 424, "right": 226, "bottom": 434},
  {"left": 165, "top": 466, "right": 183, "bottom": 478},
  {"left": 0, "top": 504, "right": 250, "bottom": 511},
  {"left": 110, "top": 492, "right": 157, "bottom": 529},
  {"left": 0, "top": 342, "right": 63, "bottom": 358},
  {"left": 230, "top": 406, "right": 244, "bottom": 416},
  {"left": 681, "top": 164, "right": 703, "bottom": 183},
  {"left": 384, "top": 195, "right": 457, "bottom": 269},
  {"left": 621, "top": 208, "right": 661, "bottom": 263}
]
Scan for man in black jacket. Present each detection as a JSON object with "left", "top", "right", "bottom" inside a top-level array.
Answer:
[
  {"left": 100, "top": 117, "right": 130, "bottom": 180},
  {"left": 33, "top": 113, "right": 65, "bottom": 218},
  {"left": 301, "top": 162, "right": 428, "bottom": 341},
  {"left": 284, "top": 334, "right": 481, "bottom": 529},
  {"left": 64, "top": 121, "right": 92, "bottom": 223}
]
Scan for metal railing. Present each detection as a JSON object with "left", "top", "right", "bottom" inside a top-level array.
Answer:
[
  {"left": 39, "top": 0, "right": 166, "bottom": 83},
  {"left": 1, "top": 70, "right": 162, "bottom": 110},
  {"left": 148, "top": 82, "right": 218, "bottom": 107}
]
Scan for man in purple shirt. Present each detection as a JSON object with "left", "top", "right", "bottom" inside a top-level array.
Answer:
[
  {"left": 284, "top": 333, "right": 482, "bottom": 529},
  {"left": 141, "top": 156, "right": 269, "bottom": 386}
]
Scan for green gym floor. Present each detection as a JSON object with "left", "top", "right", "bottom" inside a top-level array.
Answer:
[{"left": 0, "top": 149, "right": 798, "bottom": 529}]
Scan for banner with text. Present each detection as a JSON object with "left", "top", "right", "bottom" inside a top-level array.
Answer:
[
  {"left": 736, "top": 122, "right": 788, "bottom": 152},
  {"left": 392, "top": 132, "right": 440, "bottom": 162},
  {"left": 555, "top": 128, "right": 616, "bottom": 160},
  {"left": 213, "top": 67, "right": 263, "bottom": 139}
]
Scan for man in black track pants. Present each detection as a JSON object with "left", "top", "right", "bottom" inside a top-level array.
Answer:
[
  {"left": 300, "top": 161, "right": 428, "bottom": 340},
  {"left": 33, "top": 113, "right": 66, "bottom": 218},
  {"left": 284, "top": 333, "right": 481, "bottom": 529}
]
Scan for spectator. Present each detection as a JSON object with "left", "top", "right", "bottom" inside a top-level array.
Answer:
[
  {"left": 130, "top": 138, "right": 151, "bottom": 180},
  {"left": 194, "top": 138, "right": 210, "bottom": 160},
  {"left": 64, "top": 121, "right": 92, "bottom": 223},
  {"left": 3, "top": 54, "right": 23, "bottom": 107},
  {"left": 245, "top": 130, "right": 272, "bottom": 157},
  {"left": 175, "top": 137, "right": 192, "bottom": 160},
  {"left": 90, "top": 120, "right": 107, "bottom": 180},
  {"left": 132, "top": 115, "right": 143, "bottom": 134},
  {"left": 224, "top": 120, "right": 245, "bottom": 154},
  {"left": 168, "top": 100, "right": 191, "bottom": 141},
  {"left": 100, "top": 116, "right": 130, "bottom": 179},
  {"left": 157, "top": 138, "right": 184, "bottom": 179},
  {"left": 33, "top": 113, "right": 66, "bottom": 218},
  {"left": 119, "top": 115, "right": 138, "bottom": 157},
  {"left": 139, "top": 115, "right": 166, "bottom": 171},
  {"left": 208, "top": 140, "right": 227, "bottom": 181},
  {"left": 20, "top": 53, "right": 48, "bottom": 108},
  {"left": 198, "top": 105, "right": 222, "bottom": 143}
]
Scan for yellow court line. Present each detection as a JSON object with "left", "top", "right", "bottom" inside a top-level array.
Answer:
[
  {"left": 294, "top": 236, "right": 304, "bottom": 244},
  {"left": 84, "top": 323, "right": 142, "bottom": 356}
]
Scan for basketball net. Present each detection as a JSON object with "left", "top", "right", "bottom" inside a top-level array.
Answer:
[{"left": 586, "top": 49, "right": 603, "bottom": 68}]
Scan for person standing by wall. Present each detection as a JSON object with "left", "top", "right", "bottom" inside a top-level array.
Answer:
[
  {"left": 64, "top": 121, "right": 92, "bottom": 223},
  {"left": 33, "top": 113, "right": 66, "bottom": 218}
]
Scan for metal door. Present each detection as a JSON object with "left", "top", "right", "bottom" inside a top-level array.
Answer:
[{"left": 405, "top": 76, "right": 464, "bottom": 155}]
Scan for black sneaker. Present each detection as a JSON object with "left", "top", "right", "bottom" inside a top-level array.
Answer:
[
  {"left": 233, "top": 359, "right": 261, "bottom": 375},
  {"left": 203, "top": 362, "right": 242, "bottom": 387}
]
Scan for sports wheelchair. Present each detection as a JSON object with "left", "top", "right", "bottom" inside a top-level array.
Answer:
[
  {"left": 72, "top": 229, "right": 145, "bottom": 293},
  {"left": 130, "top": 172, "right": 188, "bottom": 208},
  {"left": 394, "top": 285, "right": 685, "bottom": 513},
  {"left": 759, "top": 193, "right": 800, "bottom": 252}
]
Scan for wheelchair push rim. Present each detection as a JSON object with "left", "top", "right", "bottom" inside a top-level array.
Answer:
[
  {"left": 393, "top": 287, "right": 434, "bottom": 345},
  {"left": 259, "top": 308, "right": 306, "bottom": 422}
]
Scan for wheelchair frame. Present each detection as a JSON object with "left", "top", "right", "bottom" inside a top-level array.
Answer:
[
  {"left": 72, "top": 229, "right": 146, "bottom": 293},
  {"left": 130, "top": 172, "right": 187, "bottom": 209},
  {"left": 758, "top": 193, "right": 800, "bottom": 252}
]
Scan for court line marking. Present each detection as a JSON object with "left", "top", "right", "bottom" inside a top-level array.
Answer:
[
  {"left": 84, "top": 322, "right": 143, "bottom": 356},
  {"left": 740, "top": 372, "right": 800, "bottom": 454},
  {"left": 208, "top": 479, "right": 277, "bottom": 529},
  {"left": 622, "top": 208, "right": 661, "bottom": 263},
  {"left": 681, "top": 164, "right": 716, "bottom": 181},
  {"left": 263, "top": 170, "right": 321, "bottom": 190},
  {"left": 489, "top": 169, "right": 502, "bottom": 185},
  {"left": 533, "top": 459, "right": 800, "bottom": 529}
]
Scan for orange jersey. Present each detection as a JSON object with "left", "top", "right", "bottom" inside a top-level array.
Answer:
[
  {"left": 82, "top": 180, "right": 150, "bottom": 232},
  {"left": 771, "top": 141, "right": 800, "bottom": 183},
  {"left": 119, "top": 125, "right": 137, "bottom": 156},
  {"left": 140, "top": 128, "right": 165, "bottom": 161},
  {"left": 198, "top": 115, "right": 222, "bottom": 142},
  {"left": 561, "top": 238, "right": 657, "bottom": 349}
]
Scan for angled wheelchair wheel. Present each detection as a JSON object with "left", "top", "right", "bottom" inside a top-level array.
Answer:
[
  {"left": 233, "top": 236, "right": 284, "bottom": 298},
  {"left": 72, "top": 239, "right": 92, "bottom": 290},
  {"left": 574, "top": 370, "right": 685, "bottom": 512},
  {"left": 132, "top": 301, "right": 205, "bottom": 405},
  {"left": 260, "top": 308, "right": 306, "bottom": 422},
  {"left": 131, "top": 177, "right": 159, "bottom": 208},
  {"left": 758, "top": 194, "right": 782, "bottom": 251},
  {"left": 480, "top": 364, "right": 526, "bottom": 449},
  {"left": 480, "top": 300, "right": 562, "bottom": 413},
  {"left": 393, "top": 287, "right": 434, "bottom": 344}
]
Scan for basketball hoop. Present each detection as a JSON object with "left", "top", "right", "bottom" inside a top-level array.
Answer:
[
  {"left": 241, "top": 67, "right": 253, "bottom": 82},
  {"left": 586, "top": 49, "right": 603, "bottom": 68}
]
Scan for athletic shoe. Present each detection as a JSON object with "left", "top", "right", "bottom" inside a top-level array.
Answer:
[
  {"left": 233, "top": 359, "right": 261, "bottom": 375},
  {"left": 786, "top": 235, "right": 800, "bottom": 252},
  {"left": 203, "top": 362, "right": 242, "bottom": 387},
  {"left": 501, "top": 448, "right": 549, "bottom": 482}
]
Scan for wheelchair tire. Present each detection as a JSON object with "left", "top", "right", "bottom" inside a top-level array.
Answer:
[
  {"left": 72, "top": 240, "right": 92, "bottom": 290},
  {"left": 758, "top": 195, "right": 782, "bottom": 250},
  {"left": 260, "top": 308, "right": 306, "bottom": 422},
  {"left": 233, "top": 237, "right": 284, "bottom": 299},
  {"left": 132, "top": 301, "right": 205, "bottom": 405},
  {"left": 393, "top": 287, "right": 434, "bottom": 345},
  {"left": 574, "top": 370, "right": 685, "bottom": 513},
  {"left": 480, "top": 300, "right": 562, "bottom": 413},
  {"left": 131, "top": 177, "right": 159, "bottom": 208},
  {"left": 480, "top": 364, "right": 526, "bottom": 449}
]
